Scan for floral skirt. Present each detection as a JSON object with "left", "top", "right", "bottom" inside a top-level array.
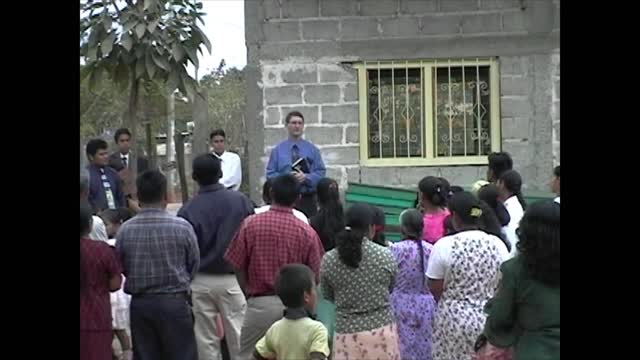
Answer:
[{"left": 333, "top": 323, "right": 400, "bottom": 360}]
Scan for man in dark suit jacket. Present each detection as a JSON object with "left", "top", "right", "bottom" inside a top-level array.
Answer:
[
  {"left": 86, "top": 138, "right": 125, "bottom": 213},
  {"left": 109, "top": 128, "right": 150, "bottom": 204}
]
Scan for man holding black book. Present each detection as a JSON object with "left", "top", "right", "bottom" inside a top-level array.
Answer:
[{"left": 266, "top": 111, "right": 326, "bottom": 217}]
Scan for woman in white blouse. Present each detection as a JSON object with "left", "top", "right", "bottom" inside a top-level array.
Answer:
[
  {"left": 497, "top": 170, "right": 527, "bottom": 256},
  {"left": 426, "top": 192, "right": 510, "bottom": 360}
]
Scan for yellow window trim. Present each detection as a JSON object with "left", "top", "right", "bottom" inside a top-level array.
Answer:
[{"left": 355, "top": 58, "right": 502, "bottom": 167}]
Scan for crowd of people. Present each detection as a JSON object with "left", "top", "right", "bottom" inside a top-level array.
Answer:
[{"left": 80, "top": 112, "right": 560, "bottom": 360}]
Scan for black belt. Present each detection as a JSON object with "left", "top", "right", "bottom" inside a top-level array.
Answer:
[{"left": 132, "top": 291, "right": 189, "bottom": 299}]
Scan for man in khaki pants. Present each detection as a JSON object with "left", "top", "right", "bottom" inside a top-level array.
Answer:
[
  {"left": 178, "top": 154, "right": 254, "bottom": 360},
  {"left": 224, "top": 174, "right": 325, "bottom": 359}
]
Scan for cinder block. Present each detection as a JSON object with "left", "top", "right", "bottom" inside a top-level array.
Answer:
[
  {"left": 321, "top": 146, "right": 360, "bottom": 165},
  {"left": 381, "top": 17, "right": 420, "bottom": 38},
  {"left": 281, "top": 105, "right": 320, "bottom": 123},
  {"left": 264, "top": 127, "right": 288, "bottom": 146},
  {"left": 321, "top": 0, "right": 359, "bottom": 16},
  {"left": 343, "top": 83, "right": 358, "bottom": 102},
  {"left": 461, "top": 14, "right": 501, "bottom": 33},
  {"left": 263, "top": 21, "right": 300, "bottom": 42},
  {"left": 322, "top": 104, "right": 359, "bottom": 124},
  {"left": 265, "top": 85, "right": 303, "bottom": 105},
  {"left": 345, "top": 125, "right": 360, "bottom": 143},
  {"left": 302, "top": 20, "right": 340, "bottom": 40},
  {"left": 304, "top": 84, "right": 341, "bottom": 104},
  {"left": 480, "top": 0, "right": 520, "bottom": 10},
  {"left": 319, "top": 64, "right": 357, "bottom": 82},
  {"left": 440, "top": 0, "right": 479, "bottom": 12},
  {"left": 304, "top": 126, "right": 343, "bottom": 145},
  {"left": 281, "top": 66, "right": 317, "bottom": 84},
  {"left": 265, "top": 107, "right": 281, "bottom": 125},
  {"left": 359, "top": 0, "right": 399, "bottom": 16},
  {"left": 341, "top": 18, "right": 380, "bottom": 40},
  {"left": 262, "top": 0, "right": 282, "bottom": 19},
  {"left": 501, "top": 97, "right": 532, "bottom": 118},
  {"left": 400, "top": 0, "right": 437, "bottom": 14},
  {"left": 420, "top": 15, "right": 461, "bottom": 35},
  {"left": 500, "top": 76, "right": 532, "bottom": 96},
  {"left": 282, "top": 0, "right": 320, "bottom": 18}
]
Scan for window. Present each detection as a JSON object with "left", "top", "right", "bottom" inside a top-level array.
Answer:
[{"left": 356, "top": 59, "right": 501, "bottom": 166}]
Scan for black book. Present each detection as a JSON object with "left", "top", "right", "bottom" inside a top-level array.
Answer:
[{"left": 291, "top": 157, "right": 310, "bottom": 174}]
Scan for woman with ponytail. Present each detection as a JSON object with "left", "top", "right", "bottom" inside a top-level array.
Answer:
[
  {"left": 418, "top": 176, "right": 451, "bottom": 244},
  {"left": 497, "top": 170, "right": 526, "bottom": 256},
  {"left": 320, "top": 203, "right": 400, "bottom": 360},
  {"left": 426, "top": 192, "right": 510, "bottom": 360},
  {"left": 389, "top": 209, "right": 436, "bottom": 360}
]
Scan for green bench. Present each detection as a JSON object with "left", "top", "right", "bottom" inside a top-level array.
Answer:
[{"left": 344, "top": 182, "right": 553, "bottom": 243}]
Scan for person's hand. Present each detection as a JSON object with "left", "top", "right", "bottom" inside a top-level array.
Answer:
[
  {"left": 127, "top": 198, "right": 141, "bottom": 213},
  {"left": 291, "top": 170, "right": 306, "bottom": 183}
]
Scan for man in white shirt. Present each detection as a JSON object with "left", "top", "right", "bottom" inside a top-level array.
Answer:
[
  {"left": 210, "top": 129, "right": 242, "bottom": 191},
  {"left": 551, "top": 165, "right": 560, "bottom": 204},
  {"left": 255, "top": 178, "right": 308, "bottom": 224}
]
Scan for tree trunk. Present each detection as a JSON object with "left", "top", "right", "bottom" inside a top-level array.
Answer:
[
  {"left": 127, "top": 75, "right": 140, "bottom": 177},
  {"left": 166, "top": 86, "right": 176, "bottom": 202}
]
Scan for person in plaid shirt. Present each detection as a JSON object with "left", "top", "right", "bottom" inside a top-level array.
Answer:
[{"left": 224, "top": 174, "right": 324, "bottom": 359}]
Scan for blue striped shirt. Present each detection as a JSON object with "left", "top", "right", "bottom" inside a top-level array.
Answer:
[{"left": 115, "top": 208, "right": 200, "bottom": 295}]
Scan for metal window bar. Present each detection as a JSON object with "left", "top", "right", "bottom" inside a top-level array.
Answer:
[
  {"left": 377, "top": 62, "right": 382, "bottom": 158},
  {"left": 434, "top": 60, "right": 438, "bottom": 157},
  {"left": 462, "top": 60, "right": 467, "bottom": 156},
  {"left": 391, "top": 63, "right": 396, "bottom": 158},
  {"left": 476, "top": 58, "right": 482, "bottom": 155},
  {"left": 447, "top": 60, "right": 453, "bottom": 157},
  {"left": 406, "top": 61, "right": 410, "bottom": 158},
  {"left": 420, "top": 62, "right": 424, "bottom": 158}
]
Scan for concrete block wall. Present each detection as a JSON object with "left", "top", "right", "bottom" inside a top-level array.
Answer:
[{"left": 245, "top": 0, "right": 560, "bottom": 200}]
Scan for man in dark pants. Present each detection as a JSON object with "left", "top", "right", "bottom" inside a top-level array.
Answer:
[
  {"left": 109, "top": 127, "right": 150, "bottom": 211},
  {"left": 266, "top": 111, "right": 326, "bottom": 217},
  {"left": 116, "top": 170, "right": 200, "bottom": 360},
  {"left": 178, "top": 154, "right": 254, "bottom": 360}
]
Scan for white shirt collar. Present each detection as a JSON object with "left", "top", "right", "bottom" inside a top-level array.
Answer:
[{"left": 554, "top": 196, "right": 560, "bottom": 204}]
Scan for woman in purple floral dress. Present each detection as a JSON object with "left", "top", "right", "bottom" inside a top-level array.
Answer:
[{"left": 390, "top": 209, "right": 436, "bottom": 360}]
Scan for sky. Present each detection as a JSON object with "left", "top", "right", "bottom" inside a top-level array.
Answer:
[{"left": 191, "top": 0, "right": 246, "bottom": 77}]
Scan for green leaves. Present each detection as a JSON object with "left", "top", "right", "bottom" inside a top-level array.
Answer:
[
  {"left": 152, "top": 50, "right": 171, "bottom": 71},
  {"left": 145, "top": 51, "right": 157, "bottom": 79},
  {"left": 122, "top": 32, "right": 133, "bottom": 52},
  {"left": 171, "top": 43, "right": 185, "bottom": 62},
  {"left": 135, "top": 23, "right": 146, "bottom": 39},
  {"left": 100, "top": 32, "right": 116, "bottom": 57}
]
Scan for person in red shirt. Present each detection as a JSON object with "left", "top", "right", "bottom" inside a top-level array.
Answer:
[
  {"left": 224, "top": 174, "right": 324, "bottom": 359},
  {"left": 80, "top": 200, "right": 123, "bottom": 360}
]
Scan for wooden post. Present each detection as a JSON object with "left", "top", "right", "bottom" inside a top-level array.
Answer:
[
  {"left": 175, "top": 132, "right": 189, "bottom": 202},
  {"left": 192, "top": 88, "right": 210, "bottom": 155}
]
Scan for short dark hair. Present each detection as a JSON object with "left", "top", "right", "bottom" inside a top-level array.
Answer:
[
  {"left": 80, "top": 200, "right": 93, "bottom": 236},
  {"left": 271, "top": 174, "right": 300, "bottom": 206},
  {"left": 418, "top": 176, "right": 450, "bottom": 207},
  {"left": 114, "top": 128, "right": 132, "bottom": 143},
  {"left": 285, "top": 111, "right": 304, "bottom": 124},
  {"left": 262, "top": 178, "right": 274, "bottom": 204},
  {"left": 275, "top": 264, "right": 315, "bottom": 308},
  {"left": 488, "top": 152, "right": 513, "bottom": 180},
  {"left": 86, "top": 138, "right": 108, "bottom": 157},
  {"left": 553, "top": 165, "right": 560, "bottom": 178},
  {"left": 192, "top": 154, "right": 222, "bottom": 186},
  {"left": 136, "top": 170, "right": 167, "bottom": 204},
  {"left": 209, "top": 129, "right": 226, "bottom": 140}
]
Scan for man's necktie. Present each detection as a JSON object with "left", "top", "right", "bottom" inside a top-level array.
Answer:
[
  {"left": 121, "top": 156, "right": 127, "bottom": 168},
  {"left": 291, "top": 144, "right": 300, "bottom": 163}
]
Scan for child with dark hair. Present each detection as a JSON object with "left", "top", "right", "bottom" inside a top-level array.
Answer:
[
  {"left": 497, "top": 170, "right": 526, "bottom": 256},
  {"left": 254, "top": 264, "right": 330, "bottom": 360},
  {"left": 487, "top": 152, "right": 513, "bottom": 183},
  {"left": 99, "top": 208, "right": 134, "bottom": 360},
  {"left": 390, "top": 209, "right": 436, "bottom": 360},
  {"left": 320, "top": 203, "right": 400, "bottom": 359},
  {"left": 426, "top": 192, "right": 509, "bottom": 360},
  {"left": 418, "top": 176, "right": 451, "bottom": 244},
  {"left": 255, "top": 178, "right": 309, "bottom": 224},
  {"left": 370, "top": 205, "right": 387, "bottom": 246}
]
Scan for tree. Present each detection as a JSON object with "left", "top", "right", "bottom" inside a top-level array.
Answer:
[{"left": 80, "top": 0, "right": 210, "bottom": 175}]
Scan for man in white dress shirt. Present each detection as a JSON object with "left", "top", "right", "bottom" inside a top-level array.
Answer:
[
  {"left": 210, "top": 129, "right": 242, "bottom": 191},
  {"left": 551, "top": 165, "right": 560, "bottom": 204}
]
